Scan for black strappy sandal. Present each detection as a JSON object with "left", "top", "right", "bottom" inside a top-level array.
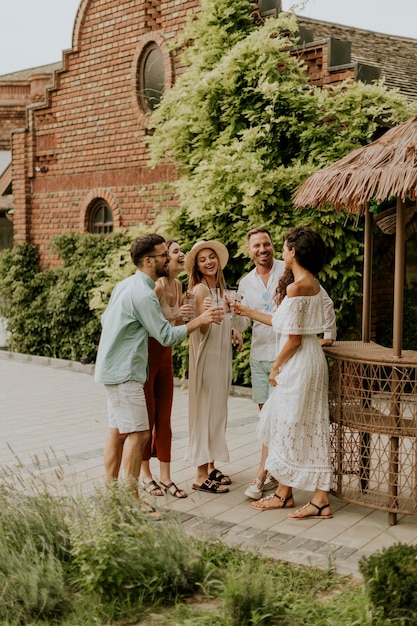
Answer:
[{"left": 160, "top": 481, "right": 188, "bottom": 499}]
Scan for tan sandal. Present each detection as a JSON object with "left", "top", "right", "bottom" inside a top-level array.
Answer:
[
  {"left": 288, "top": 501, "right": 332, "bottom": 520},
  {"left": 251, "top": 493, "right": 295, "bottom": 511}
]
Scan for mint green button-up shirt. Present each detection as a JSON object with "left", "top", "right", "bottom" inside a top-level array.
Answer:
[{"left": 94, "top": 270, "right": 187, "bottom": 385}]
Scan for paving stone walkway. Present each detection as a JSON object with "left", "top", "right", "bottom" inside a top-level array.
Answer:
[{"left": 2, "top": 350, "right": 417, "bottom": 579}]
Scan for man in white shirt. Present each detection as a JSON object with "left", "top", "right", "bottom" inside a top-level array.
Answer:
[{"left": 238, "top": 227, "right": 336, "bottom": 499}]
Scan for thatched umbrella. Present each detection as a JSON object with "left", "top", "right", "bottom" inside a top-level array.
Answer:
[
  {"left": 294, "top": 115, "right": 417, "bottom": 526},
  {"left": 294, "top": 113, "right": 417, "bottom": 357}
]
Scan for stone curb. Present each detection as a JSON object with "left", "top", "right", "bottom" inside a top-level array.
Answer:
[{"left": 0, "top": 348, "right": 252, "bottom": 397}]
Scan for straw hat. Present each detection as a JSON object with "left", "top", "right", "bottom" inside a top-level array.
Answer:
[{"left": 184, "top": 240, "right": 229, "bottom": 275}]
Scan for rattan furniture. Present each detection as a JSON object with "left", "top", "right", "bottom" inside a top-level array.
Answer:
[{"left": 325, "top": 341, "right": 417, "bottom": 525}]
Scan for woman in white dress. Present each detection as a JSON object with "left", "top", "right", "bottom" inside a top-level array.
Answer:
[
  {"left": 235, "top": 227, "right": 333, "bottom": 519},
  {"left": 185, "top": 240, "right": 245, "bottom": 494}
]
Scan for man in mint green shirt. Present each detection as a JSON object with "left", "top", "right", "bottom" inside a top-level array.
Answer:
[{"left": 95, "top": 233, "right": 222, "bottom": 504}]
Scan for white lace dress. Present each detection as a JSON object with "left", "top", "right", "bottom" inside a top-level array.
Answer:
[{"left": 257, "top": 292, "right": 332, "bottom": 491}]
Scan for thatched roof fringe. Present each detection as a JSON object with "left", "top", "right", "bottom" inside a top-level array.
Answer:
[{"left": 293, "top": 115, "right": 417, "bottom": 213}]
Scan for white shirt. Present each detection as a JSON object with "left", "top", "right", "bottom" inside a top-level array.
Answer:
[{"left": 238, "top": 259, "right": 337, "bottom": 362}]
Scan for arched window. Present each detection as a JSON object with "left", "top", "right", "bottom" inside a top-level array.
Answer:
[
  {"left": 88, "top": 198, "right": 113, "bottom": 234},
  {"left": 136, "top": 43, "right": 165, "bottom": 113}
]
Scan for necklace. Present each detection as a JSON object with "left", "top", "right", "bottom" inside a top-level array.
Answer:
[{"left": 204, "top": 277, "right": 220, "bottom": 302}]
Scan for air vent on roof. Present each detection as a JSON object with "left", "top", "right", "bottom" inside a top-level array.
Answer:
[
  {"left": 259, "top": 0, "right": 282, "bottom": 19},
  {"left": 328, "top": 38, "right": 351, "bottom": 67},
  {"left": 296, "top": 27, "right": 314, "bottom": 45},
  {"left": 355, "top": 63, "right": 382, "bottom": 85}
]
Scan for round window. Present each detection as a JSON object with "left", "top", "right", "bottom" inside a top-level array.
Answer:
[{"left": 137, "top": 43, "right": 165, "bottom": 112}]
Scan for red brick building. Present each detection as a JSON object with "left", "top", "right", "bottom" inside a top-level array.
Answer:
[
  {"left": 1, "top": 0, "right": 417, "bottom": 272},
  {"left": 0, "top": 62, "right": 62, "bottom": 248}
]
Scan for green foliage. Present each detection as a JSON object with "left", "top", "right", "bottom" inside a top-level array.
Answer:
[
  {"left": 0, "top": 243, "right": 55, "bottom": 355},
  {"left": 177, "top": 0, "right": 257, "bottom": 72},
  {"left": 359, "top": 542, "right": 417, "bottom": 623},
  {"left": 0, "top": 473, "right": 376, "bottom": 626},
  {"left": 67, "top": 489, "right": 203, "bottom": 611},
  {"left": 232, "top": 332, "right": 252, "bottom": 385},
  {"left": 0, "top": 232, "right": 132, "bottom": 363},
  {"left": 150, "top": 0, "right": 417, "bottom": 352},
  {"left": 377, "top": 288, "right": 417, "bottom": 350},
  {"left": 0, "top": 487, "right": 72, "bottom": 623},
  {"left": 222, "top": 558, "right": 290, "bottom": 624},
  {"left": 47, "top": 231, "right": 132, "bottom": 362},
  {"left": 173, "top": 337, "right": 191, "bottom": 381}
]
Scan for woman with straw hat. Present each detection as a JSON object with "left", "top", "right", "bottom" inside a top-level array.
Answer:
[{"left": 184, "top": 240, "right": 245, "bottom": 493}]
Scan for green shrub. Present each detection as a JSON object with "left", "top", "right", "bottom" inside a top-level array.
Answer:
[
  {"left": 359, "top": 542, "right": 417, "bottom": 623},
  {"left": 0, "top": 243, "right": 55, "bottom": 356},
  {"left": 377, "top": 289, "right": 417, "bottom": 350},
  {"left": 67, "top": 488, "right": 204, "bottom": 614},
  {"left": 0, "top": 231, "right": 133, "bottom": 363}
]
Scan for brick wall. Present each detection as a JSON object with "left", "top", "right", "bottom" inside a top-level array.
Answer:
[
  {"left": 294, "top": 41, "right": 356, "bottom": 87},
  {"left": 0, "top": 73, "right": 58, "bottom": 151},
  {"left": 0, "top": 83, "right": 30, "bottom": 151},
  {"left": 13, "top": 0, "right": 202, "bottom": 266}
]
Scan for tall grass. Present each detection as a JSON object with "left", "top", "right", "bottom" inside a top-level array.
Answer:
[
  {"left": 0, "top": 475, "right": 208, "bottom": 624},
  {"left": 0, "top": 485, "right": 71, "bottom": 623},
  {"left": 0, "top": 459, "right": 386, "bottom": 626}
]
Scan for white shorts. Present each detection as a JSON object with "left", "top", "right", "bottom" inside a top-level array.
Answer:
[{"left": 104, "top": 381, "right": 149, "bottom": 434}]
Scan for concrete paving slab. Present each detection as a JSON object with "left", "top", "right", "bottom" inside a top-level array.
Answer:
[{"left": 2, "top": 350, "right": 417, "bottom": 579}]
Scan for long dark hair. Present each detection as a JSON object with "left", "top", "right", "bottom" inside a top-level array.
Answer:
[
  {"left": 285, "top": 227, "right": 326, "bottom": 275},
  {"left": 274, "top": 227, "right": 326, "bottom": 305},
  {"left": 275, "top": 269, "right": 294, "bottom": 306}
]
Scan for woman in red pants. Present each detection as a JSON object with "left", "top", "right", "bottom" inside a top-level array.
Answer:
[{"left": 141, "top": 240, "right": 194, "bottom": 498}]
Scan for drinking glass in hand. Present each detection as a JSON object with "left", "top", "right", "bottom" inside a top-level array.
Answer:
[
  {"left": 210, "top": 292, "right": 224, "bottom": 324},
  {"left": 182, "top": 292, "right": 196, "bottom": 322},
  {"left": 225, "top": 290, "right": 242, "bottom": 317}
]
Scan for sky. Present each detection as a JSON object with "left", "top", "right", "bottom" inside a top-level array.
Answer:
[{"left": 0, "top": 0, "right": 416, "bottom": 76}]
